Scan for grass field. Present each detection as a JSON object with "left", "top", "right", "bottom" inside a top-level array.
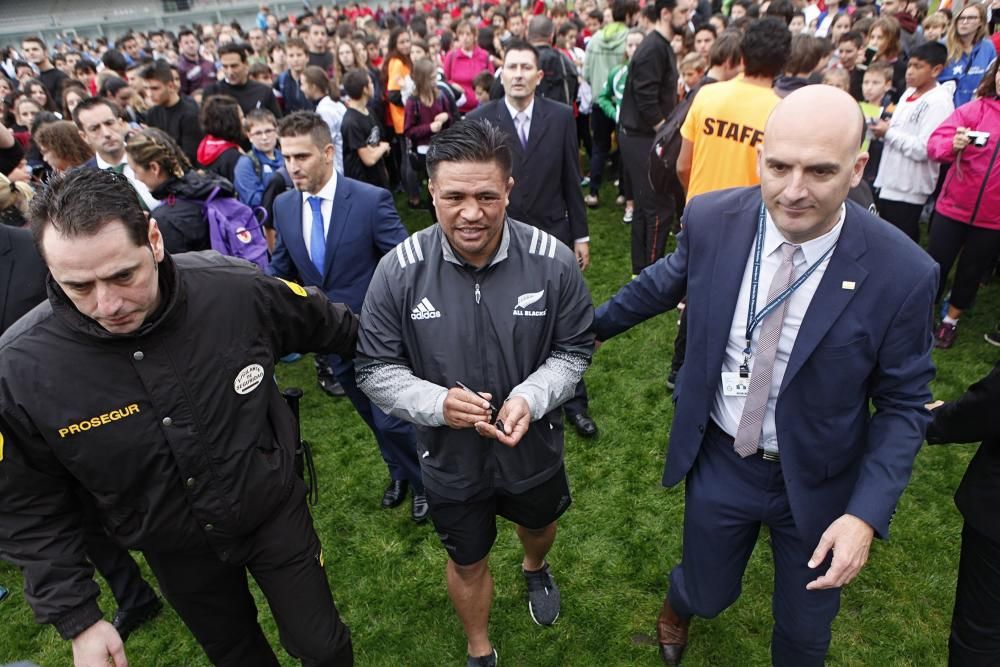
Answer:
[{"left": 1, "top": 184, "right": 997, "bottom": 666}]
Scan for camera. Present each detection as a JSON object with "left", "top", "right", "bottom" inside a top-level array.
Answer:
[{"left": 967, "top": 130, "right": 990, "bottom": 148}]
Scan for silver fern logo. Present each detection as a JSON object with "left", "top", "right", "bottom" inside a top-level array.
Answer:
[{"left": 514, "top": 290, "right": 547, "bottom": 317}]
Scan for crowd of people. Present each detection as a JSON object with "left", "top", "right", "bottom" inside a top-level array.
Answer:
[{"left": 0, "top": 0, "right": 998, "bottom": 665}]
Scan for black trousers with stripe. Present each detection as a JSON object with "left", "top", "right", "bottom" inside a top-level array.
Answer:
[{"left": 619, "top": 129, "right": 675, "bottom": 275}]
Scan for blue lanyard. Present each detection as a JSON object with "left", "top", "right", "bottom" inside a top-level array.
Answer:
[{"left": 741, "top": 202, "right": 836, "bottom": 376}]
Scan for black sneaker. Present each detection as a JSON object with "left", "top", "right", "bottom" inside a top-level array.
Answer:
[
  {"left": 466, "top": 647, "right": 497, "bottom": 667},
  {"left": 523, "top": 563, "right": 560, "bottom": 626}
]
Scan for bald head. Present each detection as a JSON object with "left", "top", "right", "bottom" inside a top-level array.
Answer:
[
  {"left": 758, "top": 84, "right": 869, "bottom": 244},
  {"left": 765, "top": 85, "right": 866, "bottom": 156}
]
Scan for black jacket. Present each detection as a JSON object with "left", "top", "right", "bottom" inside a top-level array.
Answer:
[
  {"left": 150, "top": 171, "right": 236, "bottom": 254},
  {"left": 0, "top": 224, "right": 47, "bottom": 335},
  {"left": 0, "top": 251, "right": 357, "bottom": 639},
  {"left": 144, "top": 96, "right": 205, "bottom": 168},
  {"left": 619, "top": 30, "right": 677, "bottom": 136},
  {"left": 927, "top": 362, "right": 1000, "bottom": 542}
]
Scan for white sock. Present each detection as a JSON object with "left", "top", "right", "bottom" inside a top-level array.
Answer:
[{"left": 943, "top": 315, "right": 959, "bottom": 325}]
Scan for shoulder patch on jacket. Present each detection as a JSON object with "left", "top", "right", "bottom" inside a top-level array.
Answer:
[
  {"left": 395, "top": 235, "right": 426, "bottom": 268},
  {"left": 527, "top": 226, "right": 558, "bottom": 259}
]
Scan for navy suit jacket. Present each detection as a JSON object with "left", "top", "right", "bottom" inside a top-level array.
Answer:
[
  {"left": 593, "top": 186, "right": 938, "bottom": 546},
  {"left": 466, "top": 96, "right": 588, "bottom": 247},
  {"left": 0, "top": 225, "right": 48, "bottom": 336},
  {"left": 267, "top": 176, "right": 407, "bottom": 314}
]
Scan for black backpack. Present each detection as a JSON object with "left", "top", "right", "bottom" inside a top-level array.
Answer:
[
  {"left": 648, "top": 93, "right": 695, "bottom": 195},
  {"left": 537, "top": 47, "right": 579, "bottom": 107}
]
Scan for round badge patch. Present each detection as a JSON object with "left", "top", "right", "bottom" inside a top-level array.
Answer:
[
  {"left": 234, "top": 364, "right": 265, "bottom": 395},
  {"left": 235, "top": 227, "right": 253, "bottom": 244}
]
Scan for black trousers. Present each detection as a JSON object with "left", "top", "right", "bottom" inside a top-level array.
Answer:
[
  {"left": 620, "top": 129, "right": 674, "bottom": 275},
  {"left": 928, "top": 210, "right": 1000, "bottom": 309},
  {"left": 877, "top": 198, "right": 924, "bottom": 244},
  {"left": 589, "top": 107, "right": 615, "bottom": 196},
  {"left": 144, "top": 487, "right": 352, "bottom": 667},
  {"left": 950, "top": 522, "right": 1000, "bottom": 666}
]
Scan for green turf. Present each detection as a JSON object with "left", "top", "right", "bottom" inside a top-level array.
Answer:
[{"left": 1, "top": 186, "right": 996, "bottom": 666}]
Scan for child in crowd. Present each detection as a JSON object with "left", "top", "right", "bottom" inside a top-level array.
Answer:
[
  {"left": 276, "top": 37, "right": 311, "bottom": 113},
  {"left": 233, "top": 109, "right": 283, "bottom": 207},
  {"left": 340, "top": 68, "right": 390, "bottom": 189},
  {"left": 836, "top": 31, "right": 865, "bottom": 100},
  {"left": 871, "top": 42, "right": 954, "bottom": 243},
  {"left": 473, "top": 71, "right": 493, "bottom": 106},
  {"left": 922, "top": 12, "right": 950, "bottom": 43},
  {"left": 821, "top": 67, "right": 850, "bottom": 92},
  {"left": 300, "top": 65, "right": 346, "bottom": 175},
  {"left": 249, "top": 62, "right": 273, "bottom": 85},
  {"left": 860, "top": 61, "right": 896, "bottom": 187},
  {"left": 679, "top": 53, "right": 707, "bottom": 99}
]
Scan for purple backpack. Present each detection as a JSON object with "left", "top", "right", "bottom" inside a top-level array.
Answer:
[{"left": 199, "top": 186, "right": 270, "bottom": 271}]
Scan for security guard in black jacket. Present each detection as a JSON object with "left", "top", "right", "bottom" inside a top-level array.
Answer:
[{"left": 0, "top": 169, "right": 358, "bottom": 667}]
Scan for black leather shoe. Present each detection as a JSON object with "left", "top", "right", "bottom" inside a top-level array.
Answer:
[
  {"left": 113, "top": 597, "right": 163, "bottom": 642},
  {"left": 411, "top": 492, "right": 429, "bottom": 523},
  {"left": 317, "top": 374, "right": 346, "bottom": 397},
  {"left": 569, "top": 413, "right": 598, "bottom": 438},
  {"left": 381, "top": 480, "right": 408, "bottom": 508}
]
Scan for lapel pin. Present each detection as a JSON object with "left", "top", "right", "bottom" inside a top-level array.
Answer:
[{"left": 842, "top": 281, "right": 856, "bottom": 290}]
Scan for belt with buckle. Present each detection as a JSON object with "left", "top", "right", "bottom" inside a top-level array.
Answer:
[{"left": 757, "top": 448, "right": 780, "bottom": 462}]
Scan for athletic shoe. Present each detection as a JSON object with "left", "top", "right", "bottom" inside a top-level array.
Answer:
[
  {"left": 985, "top": 329, "right": 1000, "bottom": 347},
  {"left": 466, "top": 648, "right": 497, "bottom": 667},
  {"left": 523, "top": 563, "right": 560, "bottom": 626},
  {"left": 580, "top": 176, "right": 591, "bottom": 188},
  {"left": 934, "top": 321, "right": 958, "bottom": 349},
  {"left": 623, "top": 207, "right": 634, "bottom": 224},
  {"left": 584, "top": 194, "right": 599, "bottom": 208}
]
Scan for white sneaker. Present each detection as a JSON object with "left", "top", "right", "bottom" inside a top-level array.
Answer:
[{"left": 623, "top": 207, "right": 634, "bottom": 224}]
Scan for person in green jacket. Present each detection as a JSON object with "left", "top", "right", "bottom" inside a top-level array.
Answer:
[
  {"left": 583, "top": 0, "right": 640, "bottom": 207},
  {"left": 596, "top": 29, "right": 644, "bottom": 223}
]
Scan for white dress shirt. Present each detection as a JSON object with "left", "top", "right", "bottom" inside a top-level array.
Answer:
[
  {"left": 711, "top": 205, "right": 845, "bottom": 453},
  {"left": 96, "top": 154, "right": 159, "bottom": 211},
  {"left": 301, "top": 170, "right": 338, "bottom": 264}
]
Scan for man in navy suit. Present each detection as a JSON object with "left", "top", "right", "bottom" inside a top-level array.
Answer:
[
  {"left": 467, "top": 40, "right": 599, "bottom": 439},
  {"left": 592, "top": 86, "right": 938, "bottom": 665},
  {"left": 268, "top": 111, "right": 427, "bottom": 522}
]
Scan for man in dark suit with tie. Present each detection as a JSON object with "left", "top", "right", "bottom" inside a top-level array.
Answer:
[
  {"left": 268, "top": 111, "right": 427, "bottom": 522},
  {"left": 467, "top": 40, "right": 598, "bottom": 439},
  {"left": 592, "top": 86, "right": 938, "bottom": 665}
]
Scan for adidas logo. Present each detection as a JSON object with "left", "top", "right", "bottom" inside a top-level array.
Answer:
[{"left": 410, "top": 297, "right": 442, "bottom": 320}]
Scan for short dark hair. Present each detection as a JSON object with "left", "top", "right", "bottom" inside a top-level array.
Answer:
[
  {"left": 785, "top": 34, "right": 828, "bottom": 75},
  {"left": 140, "top": 59, "right": 174, "bottom": 84},
  {"left": 218, "top": 42, "right": 250, "bottom": 62},
  {"left": 473, "top": 71, "right": 494, "bottom": 90},
  {"left": 708, "top": 30, "right": 742, "bottom": 67},
  {"left": 695, "top": 24, "right": 718, "bottom": 39},
  {"left": 908, "top": 40, "right": 947, "bottom": 68},
  {"left": 101, "top": 49, "right": 128, "bottom": 76},
  {"left": 72, "top": 97, "right": 123, "bottom": 128},
  {"left": 611, "top": 0, "right": 640, "bottom": 23},
  {"left": 285, "top": 37, "right": 308, "bottom": 52},
  {"left": 29, "top": 168, "right": 148, "bottom": 253},
  {"left": 426, "top": 119, "right": 512, "bottom": 180},
  {"left": 741, "top": 17, "right": 792, "bottom": 78},
  {"left": 765, "top": 0, "right": 796, "bottom": 25},
  {"left": 74, "top": 59, "right": 97, "bottom": 75},
  {"left": 838, "top": 30, "right": 864, "bottom": 48},
  {"left": 178, "top": 28, "right": 198, "bottom": 42},
  {"left": 654, "top": 0, "right": 678, "bottom": 14},
  {"left": 277, "top": 110, "right": 333, "bottom": 150},
  {"left": 342, "top": 69, "right": 370, "bottom": 100},
  {"left": 22, "top": 36, "right": 46, "bottom": 50},
  {"left": 200, "top": 95, "right": 244, "bottom": 143},
  {"left": 503, "top": 40, "right": 540, "bottom": 66}
]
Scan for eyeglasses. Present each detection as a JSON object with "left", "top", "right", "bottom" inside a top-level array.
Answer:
[
  {"left": 249, "top": 128, "right": 277, "bottom": 138},
  {"left": 957, "top": 15, "right": 981, "bottom": 22}
]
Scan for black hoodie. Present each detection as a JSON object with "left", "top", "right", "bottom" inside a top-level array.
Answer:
[{"left": 150, "top": 171, "right": 237, "bottom": 254}]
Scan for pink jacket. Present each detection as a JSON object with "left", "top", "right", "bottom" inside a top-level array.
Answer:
[
  {"left": 443, "top": 47, "right": 493, "bottom": 113},
  {"left": 927, "top": 97, "right": 1000, "bottom": 230}
]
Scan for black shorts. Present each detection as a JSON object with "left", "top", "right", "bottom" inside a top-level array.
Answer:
[{"left": 425, "top": 466, "right": 572, "bottom": 566}]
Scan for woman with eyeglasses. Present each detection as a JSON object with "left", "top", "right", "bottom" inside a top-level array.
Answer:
[{"left": 939, "top": 3, "right": 996, "bottom": 107}]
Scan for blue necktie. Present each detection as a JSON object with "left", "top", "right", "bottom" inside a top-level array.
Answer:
[{"left": 308, "top": 196, "right": 326, "bottom": 275}]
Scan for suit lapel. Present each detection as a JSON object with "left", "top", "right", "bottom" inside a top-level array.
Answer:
[
  {"left": 780, "top": 209, "right": 869, "bottom": 392},
  {"left": 283, "top": 195, "right": 324, "bottom": 286},
  {"left": 324, "top": 178, "right": 352, "bottom": 278},
  {"left": 497, "top": 103, "right": 521, "bottom": 157},
  {"left": 524, "top": 99, "right": 549, "bottom": 159},
  {"left": 705, "top": 193, "right": 759, "bottom": 389}
]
